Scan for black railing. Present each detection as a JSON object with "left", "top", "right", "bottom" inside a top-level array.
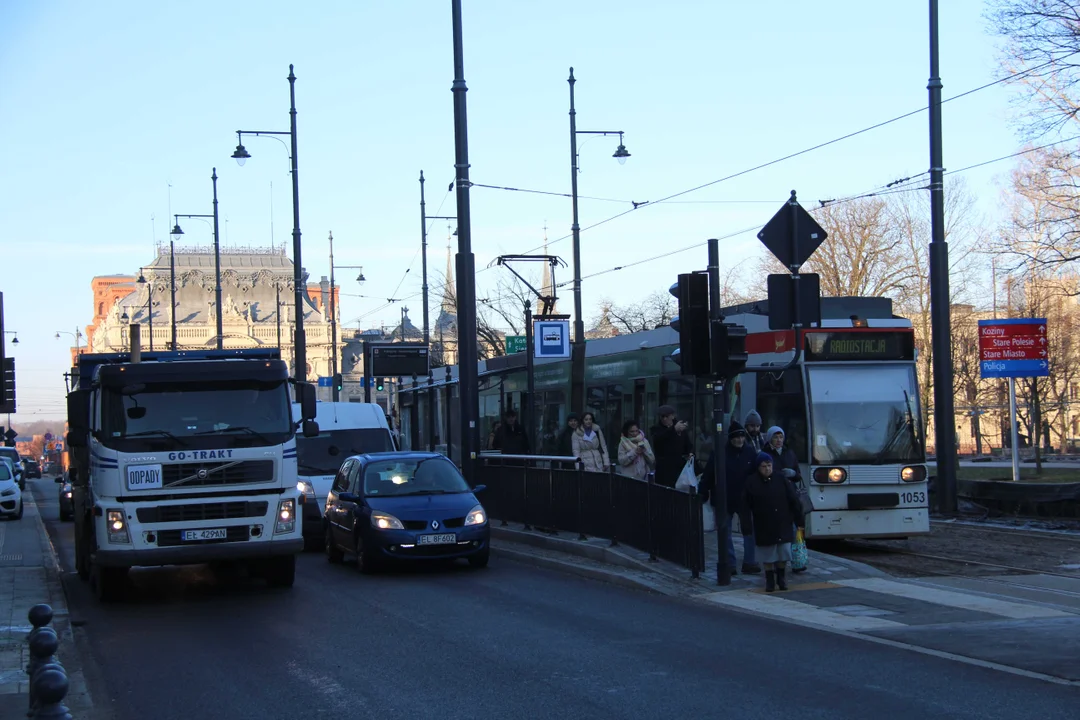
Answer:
[{"left": 477, "top": 454, "right": 705, "bottom": 576}]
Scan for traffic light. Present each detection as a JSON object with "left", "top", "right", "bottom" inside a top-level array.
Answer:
[
  {"left": 669, "top": 273, "right": 710, "bottom": 375},
  {"left": 332, "top": 373, "right": 343, "bottom": 393},
  {"left": 711, "top": 321, "right": 748, "bottom": 378},
  {"left": 376, "top": 378, "right": 385, "bottom": 392}
]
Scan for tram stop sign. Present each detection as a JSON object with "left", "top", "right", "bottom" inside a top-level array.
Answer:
[{"left": 757, "top": 192, "right": 827, "bottom": 270}]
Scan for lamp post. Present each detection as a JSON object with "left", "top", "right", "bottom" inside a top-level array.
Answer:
[
  {"left": 119, "top": 308, "right": 130, "bottom": 350},
  {"left": 567, "top": 67, "right": 630, "bottom": 412},
  {"left": 169, "top": 239, "right": 177, "bottom": 349},
  {"left": 3, "top": 332, "right": 18, "bottom": 346},
  {"left": 136, "top": 270, "right": 155, "bottom": 351},
  {"left": 328, "top": 232, "right": 366, "bottom": 402},
  {"left": 55, "top": 329, "right": 83, "bottom": 356},
  {"left": 170, "top": 168, "right": 223, "bottom": 350},
  {"left": 450, "top": 0, "right": 480, "bottom": 481},
  {"left": 419, "top": 170, "right": 456, "bottom": 452},
  {"left": 231, "top": 64, "right": 305, "bottom": 381}
]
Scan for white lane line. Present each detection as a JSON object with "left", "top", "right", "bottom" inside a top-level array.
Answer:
[
  {"left": 836, "top": 578, "right": 1070, "bottom": 619},
  {"left": 699, "top": 590, "right": 907, "bottom": 632}
]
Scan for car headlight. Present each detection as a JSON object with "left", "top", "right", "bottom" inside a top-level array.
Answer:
[
  {"left": 464, "top": 505, "right": 486, "bottom": 526},
  {"left": 371, "top": 512, "right": 404, "bottom": 530},
  {"left": 296, "top": 480, "right": 316, "bottom": 499},
  {"left": 1, "top": 488, "right": 14, "bottom": 497}
]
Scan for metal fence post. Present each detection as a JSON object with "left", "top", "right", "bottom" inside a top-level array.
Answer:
[
  {"left": 646, "top": 472, "right": 658, "bottom": 562},
  {"left": 546, "top": 457, "right": 557, "bottom": 535},
  {"left": 521, "top": 456, "right": 532, "bottom": 531},
  {"left": 688, "top": 485, "right": 701, "bottom": 579},
  {"left": 577, "top": 459, "right": 587, "bottom": 541},
  {"left": 493, "top": 457, "right": 508, "bottom": 527},
  {"left": 607, "top": 462, "right": 618, "bottom": 547}
]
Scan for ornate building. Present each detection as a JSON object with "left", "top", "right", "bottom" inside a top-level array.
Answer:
[{"left": 80, "top": 243, "right": 338, "bottom": 381}]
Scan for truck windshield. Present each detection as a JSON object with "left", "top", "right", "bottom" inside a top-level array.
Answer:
[
  {"left": 100, "top": 379, "right": 292, "bottom": 451},
  {"left": 296, "top": 429, "right": 395, "bottom": 475},
  {"left": 806, "top": 364, "right": 924, "bottom": 465}
]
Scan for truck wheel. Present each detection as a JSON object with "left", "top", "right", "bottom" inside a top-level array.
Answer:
[
  {"left": 75, "top": 526, "right": 91, "bottom": 582},
  {"left": 265, "top": 555, "right": 296, "bottom": 588},
  {"left": 91, "top": 564, "right": 127, "bottom": 603}
]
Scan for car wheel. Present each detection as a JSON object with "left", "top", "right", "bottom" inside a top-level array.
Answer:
[
  {"left": 91, "top": 563, "right": 127, "bottom": 603},
  {"left": 468, "top": 549, "right": 490, "bottom": 569},
  {"left": 325, "top": 525, "right": 344, "bottom": 564},
  {"left": 265, "top": 555, "right": 296, "bottom": 588},
  {"left": 15, "top": 500, "right": 24, "bottom": 520},
  {"left": 355, "top": 535, "right": 379, "bottom": 575}
]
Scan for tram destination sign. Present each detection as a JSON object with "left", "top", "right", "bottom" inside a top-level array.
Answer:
[
  {"left": 978, "top": 318, "right": 1049, "bottom": 379},
  {"left": 803, "top": 331, "right": 915, "bottom": 362},
  {"left": 370, "top": 344, "right": 430, "bottom": 378}
]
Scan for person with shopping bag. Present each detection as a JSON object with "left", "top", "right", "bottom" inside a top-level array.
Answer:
[
  {"left": 699, "top": 421, "right": 761, "bottom": 579},
  {"left": 651, "top": 405, "right": 693, "bottom": 488},
  {"left": 764, "top": 425, "right": 809, "bottom": 573},
  {"left": 742, "top": 452, "right": 804, "bottom": 592}
]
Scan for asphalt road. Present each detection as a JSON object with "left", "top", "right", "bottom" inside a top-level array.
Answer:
[{"left": 29, "top": 479, "right": 1079, "bottom": 720}]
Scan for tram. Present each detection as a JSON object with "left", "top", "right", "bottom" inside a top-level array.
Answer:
[{"left": 397, "top": 296, "right": 930, "bottom": 541}]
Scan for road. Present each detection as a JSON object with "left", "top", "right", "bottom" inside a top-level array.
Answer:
[{"left": 29, "top": 480, "right": 1079, "bottom": 720}]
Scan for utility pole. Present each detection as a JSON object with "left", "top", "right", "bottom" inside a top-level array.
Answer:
[
  {"left": 169, "top": 240, "right": 177, "bottom": 350},
  {"left": 329, "top": 232, "right": 339, "bottom": 401}
]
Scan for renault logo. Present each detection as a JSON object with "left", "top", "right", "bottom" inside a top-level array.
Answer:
[
  {"left": 197, "top": 469, "right": 209, "bottom": 480},
  {"left": 431, "top": 520, "right": 440, "bottom": 530}
]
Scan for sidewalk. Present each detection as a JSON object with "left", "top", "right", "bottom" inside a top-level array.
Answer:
[
  {"left": 0, "top": 489, "right": 92, "bottom": 719},
  {"left": 493, "top": 521, "right": 1080, "bottom": 684}
]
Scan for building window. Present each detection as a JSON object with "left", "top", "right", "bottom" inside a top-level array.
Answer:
[
  {"left": 1071, "top": 383, "right": 1079, "bottom": 401},
  {"left": 98, "top": 302, "right": 104, "bottom": 316}
]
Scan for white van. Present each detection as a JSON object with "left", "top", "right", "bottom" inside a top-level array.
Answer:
[{"left": 291, "top": 402, "right": 396, "bottom": 549}]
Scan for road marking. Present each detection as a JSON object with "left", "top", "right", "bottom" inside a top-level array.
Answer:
[
  {"left": 285, "top": 660, "right": 359, "bottom": 712},
  {"left": 836, "top": 578, "right": 1071, "bottom": 619},
  {"left": 700, "top": 589, "right": 907, "bottom": 632}
]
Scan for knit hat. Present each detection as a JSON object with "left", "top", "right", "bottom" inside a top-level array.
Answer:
[
  {"left": 765, "top": 426, "right": 785, "bottom": 446},
  {"left": 727, "top": 420, "right": 747, "bottom": 439},
  {"left": 745, "top": 409, "right": 762, "bottom": 426},
  {"left": 755, "top": 451, "right": 773, "bottom": 467},
  {"left": 658, "top": 405, "right": 676, "bottom": 418}
]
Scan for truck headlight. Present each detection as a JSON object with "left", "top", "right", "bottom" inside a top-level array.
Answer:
[
  {"left": 106, "top": 509, "right": 130, "bottom": 544},
  {"left": 297, "top": 480, "right": 316, "bottom": 499},
  {"left": 275, "top": 499, "right": 296, "bottom": 534},
  {"left": 464, "top": 505, "right": 486, "bottom": 526},
  {"left": 901, "top": 466, "right": 927, "bottom": 483}
]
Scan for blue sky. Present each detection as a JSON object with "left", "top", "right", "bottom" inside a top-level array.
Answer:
[{"left": 0, "top": 1, "right": 1027, "bottom": 421}]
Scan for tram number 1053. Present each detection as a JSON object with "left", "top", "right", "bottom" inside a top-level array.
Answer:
[{"left": 900, "top": 491, "right": 927, "bottom": 504}]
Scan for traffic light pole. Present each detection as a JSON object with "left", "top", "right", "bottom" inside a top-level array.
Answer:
[{"left": 708, "top": 238, "right": 732, "bottom": 587}]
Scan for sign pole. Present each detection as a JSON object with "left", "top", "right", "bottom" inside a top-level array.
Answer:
[
  {"left": 1009, "top": 377, "right": 1020, "bottom": 483},
  {"left": 708, "top": 237, "right": 731, "bottom": 587},
  {"left": 525, "top": 301, "right": 535, "bottom": 449}
]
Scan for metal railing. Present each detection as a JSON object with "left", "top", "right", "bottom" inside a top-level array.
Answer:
[{"left": 477, "top": 453, "right": 705, "bottom": 576}]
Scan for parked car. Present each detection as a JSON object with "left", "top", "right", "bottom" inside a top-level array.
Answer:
[
  {"left": 0, "top": 448, "right": 24, "bottom": 490},
  {"left": 0, "top": 460, "right": 23, "bottom": 520},
  {"left": 324, "top": 452, "right": 490, "bottom": 572},
  {"left": 21, "top": 457, "right": 42, "bottom": 479},
  {"left": 57, "top": 472, "right": 73, "bottom": 521}
]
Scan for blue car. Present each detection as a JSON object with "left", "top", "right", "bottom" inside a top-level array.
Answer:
[{"left": 323, "top": 452, "right": 490, "bottom": 572}]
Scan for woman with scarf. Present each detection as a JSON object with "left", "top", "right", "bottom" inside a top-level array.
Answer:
[
  {"left": 764, "top": 425, "right": 808, "bottom": 572},
  {"left": 573, "top": 412, "right": 610, "bottom": 472},
  {"left": 616, "top": 420, "right": 655, "bottom": 480},
  {"left": 742, "top": 451, "right": 804, "bottom": 592}
]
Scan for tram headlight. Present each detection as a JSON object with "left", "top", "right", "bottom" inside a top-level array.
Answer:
[
  {"left": 812, "top": 467, "right": 847, "bottom": 484},
  {"left": 901, "top": 466, "right": 927, "bottom": 483}
]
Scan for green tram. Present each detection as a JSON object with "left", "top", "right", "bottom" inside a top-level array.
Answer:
[{"left": 398, "top": 296, "right": 930, "bottom": 540}]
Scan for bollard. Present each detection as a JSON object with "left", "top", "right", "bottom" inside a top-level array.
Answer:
[
  {"left": 27, "top": 629, "right": 59, "bottom": 716},
  {"left": 31, "top": 668, "right": 72, "bottom": 720},
  {"left": 27, "top": 605, "right": 53, "bottom": 645}
]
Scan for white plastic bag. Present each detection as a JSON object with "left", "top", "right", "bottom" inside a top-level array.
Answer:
[
  {"left": 675, "top": 457, "right": 697, "bottom": 491},
  {"left": 702, "top": 502, "right": 717, "bottom": 533}
]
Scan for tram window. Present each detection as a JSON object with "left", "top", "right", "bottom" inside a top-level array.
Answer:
[
  {"left": 585, "top": 386, "right": 605, "bottom": 424},
  {"left": 755, "top": 370, "right": 808, "bottom": 463}
]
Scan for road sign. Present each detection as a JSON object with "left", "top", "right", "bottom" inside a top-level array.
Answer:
[
  {"left": 766, "top": 273, "right": 821, "bottom": 330},
  {"left": 757, "top": 195, "right": 828, "bottom": 270},
  {"left": 317, "top": 376, "right": 332, "bottom": 387},
  {"left": 0, "top": 357, "right": 14, "bottom": 414},
  {"left": 505, "top": 336, "right": 527, "bottom": 354},
  {"left": 978, "top": 318, "right": 1049, "bottom": 378},
  {"left": 534, "top": 320, "right": 570, "bottom": 358}
]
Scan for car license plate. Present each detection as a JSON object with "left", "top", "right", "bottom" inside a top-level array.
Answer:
[
  {"left": 181, "top": 528, "right": 227, "bottom": 541},
  {"left": 417, "top": 533, "right": 456, "bottom": 545}
]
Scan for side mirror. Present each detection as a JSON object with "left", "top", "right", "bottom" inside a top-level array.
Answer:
[
  {"left": 471, "top": 484, "right": 487, "bottom": 493},
  {"left": 296, "top": 382, "right": 317, "bottom": 421},
  {"left": 66, "top": 390, "right": 90, "bottom": 448},
  {"left": 338, "top": 492, "right": 358, "bottom": 503},
  {"left": 302, "top": 419, "right": 320, "bottom": 438}
]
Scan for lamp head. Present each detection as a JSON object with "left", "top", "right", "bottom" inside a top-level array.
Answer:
[
  {"left": 232, "top": 143, "right": 251, "bottom": 166},
  {"left": 170, "top": 223, "right": 184, "bottom": 238}
]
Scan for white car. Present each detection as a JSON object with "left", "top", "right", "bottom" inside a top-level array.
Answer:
[{"left": 0, "top": 460, "right": 23, "bottom": 520}]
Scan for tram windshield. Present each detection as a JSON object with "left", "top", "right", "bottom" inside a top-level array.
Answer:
[{"left": 806, "top": 364, "right": 923, "bottom": 465}]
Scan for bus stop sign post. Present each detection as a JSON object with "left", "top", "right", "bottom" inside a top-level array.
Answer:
[
  {"left": 707, "top": 238, "right": 731, "bottom": 587},
  {"left": 978, "top": 318, "right": 1049, "bottom": 483}
]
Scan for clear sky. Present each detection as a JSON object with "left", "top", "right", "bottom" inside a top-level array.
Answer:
[{"left": 0, "top": 0, "right": 1027, "bottom": 422}]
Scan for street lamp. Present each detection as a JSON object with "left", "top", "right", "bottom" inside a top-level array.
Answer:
[
  {"left": 567, "top": 67, "right": 630, "bottom": 412},
  {"left": 327, "top": 231, "right": 366, "bottom": 402},
  {"left": 136, "top": 270, "right": 156, "bottom": 351},
  {"left": 171, "top": 168, "right": 223, "bottom": 350},
  {"left": 231, "top": 64, "right": 306, "bottom": 381},
  {"left": 2, "top": 331, "right": 16, "bottom": 346},
  {"left": 55, "top": 329, "right": 83, "bottom": 355},
  {"left": 420, "top": 171, "right": 456, "bottom": 452}
]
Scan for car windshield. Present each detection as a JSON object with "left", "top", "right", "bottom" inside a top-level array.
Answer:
[
  {"left": 807, "top": 364, "right": 924, "bottom": 465},
  {"left": 296, "top": 428, "right": 395, "bottom": 475},
  {"left": 100, "top": 379, "right": 292, "bottom": 451},
  {"left": 362, "top": 458, "right": 470, "bottom": 497},
  {"left": 0, "top": 463, "right": 10, "bottom": 481}
]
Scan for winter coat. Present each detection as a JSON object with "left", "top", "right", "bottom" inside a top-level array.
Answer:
[
  {"left": 764, "top": 426, "right": 801, "bottom": 483},
  {"left": 699, "top": 441, "right": 757, "bottom": 513},
  {"left": 494, "top": 422, "right": 531, "bottom": 455},
  {"left": 617, "top": 432, "right": 655, "bottom": 480},
  {"left": 742, "top": 469, "right": 804, "bottom": 547},
  {"left": 556, "top": 426, "right": 576, "bottom": 457},
  {"left": 651, "top": 423, "right": 693, "bottom": 487},
  {"left": 573, "top": 427, "right": 610, "bottom": 472}
]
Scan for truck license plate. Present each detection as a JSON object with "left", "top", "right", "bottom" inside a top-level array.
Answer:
[
  {"left": 181, "top": 528, "right": 228, "bottom": 541},
  {"left": 417, "top": 533, "right": 456, "bottom": 545}
]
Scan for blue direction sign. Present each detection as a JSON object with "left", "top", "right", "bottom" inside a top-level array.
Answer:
[
  {"left": 978, "top": 318, "right": 1049, "bottom": 379},
  {"left": 317, "top": 376, "right": 333, "bottom": 388}
]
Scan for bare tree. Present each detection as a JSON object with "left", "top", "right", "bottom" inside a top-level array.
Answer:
[
  {"left": 437, "top": 271, "right": 537, "bottom": 361},
  {"left": 603, "top": 291, "right": 676, "bottom": 334}
]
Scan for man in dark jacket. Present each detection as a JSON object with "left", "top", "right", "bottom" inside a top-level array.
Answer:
[
  {"left": 699, "top": 421, "right": 761, "bottom": 579},
  {"left": 556, "top": 414, "right": 579, "bottom": 457},
  {"left": 651, "top": 405, "right": 692, "bottom": 488},
  {"left": 493, "top": 410, "right": 530, "bottom": 455}
]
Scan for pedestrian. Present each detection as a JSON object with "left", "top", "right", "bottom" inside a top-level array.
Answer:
[
  {"left": 540, "top": 421, "right": 560, "bottom": 455},
  {"left": 557, "top": 413, "right": 580, "bottom": 457},
  {"left": 651, "top": 405, "right": 692, "bottom": 488},
  {"left": 699, "top": 421, "right": 761, "bottom": 579},
  {"left": 487, "top": 421, "right": 502, "bottom": 451},
  {"left": 572, "top": 412, "right": 610, "bottom": 472},
  {"left": 744, "top": 410, "right": 765, "bottom": 452},
  {"left": 493, "top": 410, "right": 530, "bottom": 455},
  {"left": 742, "top": 452, "right": 804, "bottom": 592},
  {"left": 764, "top": 426, "right": 800, "bottom": 482},
  {"left": 616, "top": 420, "right": 655, "bottom": 480}
]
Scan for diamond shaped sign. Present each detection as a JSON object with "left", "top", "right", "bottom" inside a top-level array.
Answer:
[{"left": 757, "top": 193, "right": 828, "bottom": 270}]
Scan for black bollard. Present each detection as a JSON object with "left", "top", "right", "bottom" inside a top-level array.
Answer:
[
  {"left": 31, "top": 668, "right": 72, "bottom": 720},
  {"left": 27, "top": 605, "right": 53, "bottom": 644},
  {"left": 26, "top": 629, "right": 59, "bottom": 716}
]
